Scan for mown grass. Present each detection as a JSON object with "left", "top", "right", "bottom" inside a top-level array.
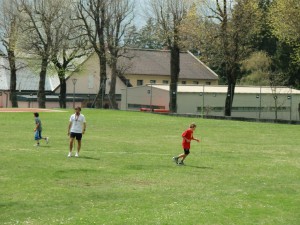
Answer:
[{"left": 0, "top": 109, "right": 299, "bottom": 225}]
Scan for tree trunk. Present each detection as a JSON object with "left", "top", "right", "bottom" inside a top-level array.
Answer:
[
  {"left": 37, "top": 57, "right": 48, "bottom": 108},
  {"left": 225, "top": 82, "right": 235, "bottom": 116},
  {"left": 109, "top": 57, "right": 118, "bottom": 109},
  {"left": 8, "top": 49, "right": 18, "bottom": 107},
  {"left": 220, "top": 0, "right": 233, "bottom": 117},
  {"left": 7, "top": 17, "right": 18, "bottom": 108},
  {"left": 94, "top": 10, "right": 107, "bottom": 108},
  {"left": 10, "top": 89, "right": 18, "bottom": 108},
  {"left": 169, "top": 45, "right": 180, "bottom": 113},
  {"left": 59, "top": 75, "right": 67, "bottom": 108},
  {"left": 94, "top": 53, "right": 107, "bottom": 108}
]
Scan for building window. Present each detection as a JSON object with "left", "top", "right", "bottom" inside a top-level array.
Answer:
[
  {"left": 181, "top": 81, "right": 186, "bottom": 84},
  {"left": 206, "top": 82, "right": 211, "bottom": 85},
  {"left": 193, "top": 81, "right": 199, "bottom": 84},
  {"left": 162, "top": 80, "right": 169, "bottom": 84},
  {"left": 137, "top": 80, "right": 143, "bottom": 86},
  {"left": 150, "top": 80, "right": 156, "bottom": 84}
]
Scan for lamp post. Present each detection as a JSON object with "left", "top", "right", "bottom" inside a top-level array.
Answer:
[
  {"left": 199, "top": 85, "right": 205, "bottom": 117},
  {"left": 125, "top": 80, "right": 128, "bottom": 110},
  {"left": 287, "top": 95, "right": 292, "bottom": 121},
  {"left": 72, "top": 78, "right": 77, "bottom": 108},
  {"left": 29, "top": 93, "right": 33, "bottom": 108},
  {"left": 288, "top": 95, "right": 292, "bottom": 120},
  {"left": 256, "top": 86, "right": 262, "bottom": 120},
  {"left": 288, "top": 87, "right": 292, "bottom": 121},
  {"left": 150, "top": 83, "right": 153, "bottom": 110},
  {"left": 58, "top": 94, "right": 60, "bottom": 108}
]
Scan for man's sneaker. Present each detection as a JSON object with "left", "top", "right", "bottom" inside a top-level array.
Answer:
[
  {"left": 34, "top": 143, "right": 40, "bottom": 147},
  {"left": 178, "top": 161, "right": 185, "bottom": 166},
  {"left": 173, "top": 156, "right": 178, "bottom": 164},
  {"left": 75, "top": 152, "right": 79, "bottom": 157},
  {"left": 46, "top": 137, "right": 49, "bottom": 144},
  {"left": 68, "top": 152, "right": 72, "bottom": 157}
]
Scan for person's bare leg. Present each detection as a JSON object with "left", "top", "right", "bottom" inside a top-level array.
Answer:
[
  {"left": 75, "top": 140, "right": 81, "bottom": 157},
  {"left": 68, "top": 137, "right": 74, "bottom": 157},
  {"left": 77, "top": 140, "right": 81, "bottom": 153}
]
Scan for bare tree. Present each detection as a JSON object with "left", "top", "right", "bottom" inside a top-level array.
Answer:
[
  {"left": 148, "top": 0, "right": 191, "bottom": 113},
  {"left": 17, "top": 0, "right": 69, "bottom": 108},
  {"left": 77, "top": 0, "right": 107, "bottom": 108},
  {"left": 205, "top": 0, "right": 262, "bottom": 116},
  {"left": 52, "top": 50, "right": 93, "bottom": 108},
  {"left": 51, "top": 3, "right": 93, "bottom": 108},
  {"left": 269, "top": 72, "right": 288, "bottom": 121},
  {"left": 105, "top": 0, "right": 134, "bottom": 109},
  {"left": 0, "top": 0, "right": 21, "bottom": 107}
]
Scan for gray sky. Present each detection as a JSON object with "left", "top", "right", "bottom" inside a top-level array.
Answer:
[{"left": 134, "top": 0, "right": 148, "bottom": 28}]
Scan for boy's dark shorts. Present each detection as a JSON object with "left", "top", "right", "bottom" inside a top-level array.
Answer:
[
  {"left": 184, "top": 149, "right": 190, "bottom": 155},
  {"left": 70, "top": 132, "right": 82, "bottom": 140}
]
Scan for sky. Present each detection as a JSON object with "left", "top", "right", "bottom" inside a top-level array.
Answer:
[{"left": 134, "top": 0, "right": 148, "bottom": 28}]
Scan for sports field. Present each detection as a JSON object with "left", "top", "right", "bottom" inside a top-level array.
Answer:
[{"left": 0, "top": 109, "right": 299, "bottom": 225}]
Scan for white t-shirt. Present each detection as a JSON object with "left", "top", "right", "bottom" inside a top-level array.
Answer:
[{"left": 69, "top": 113, "right": 86, "bottom": 133}]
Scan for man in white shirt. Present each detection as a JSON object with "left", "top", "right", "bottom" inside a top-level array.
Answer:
[{"left": 67, "top": 106, "right": 86, "bottom": 157}]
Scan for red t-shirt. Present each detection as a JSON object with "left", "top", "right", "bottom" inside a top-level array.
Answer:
[{"left": 182, "top": 128, "right": 194, "bottom": 149}]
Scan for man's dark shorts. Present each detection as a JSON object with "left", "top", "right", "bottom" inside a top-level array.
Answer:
[
  {"left": 184, "top": 149, "right": 190, "bottom": 155},
  {"left": 70, "top": 132, "right": 82, "bottom": 140}
]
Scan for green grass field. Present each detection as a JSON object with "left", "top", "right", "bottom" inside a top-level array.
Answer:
[{"left": 0, "top": 109, "right": 299, "bottom": 225}]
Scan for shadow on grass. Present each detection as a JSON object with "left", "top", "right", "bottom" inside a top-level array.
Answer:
[
  {"left": 76, "top": 156, "right": 101, "bottom": 161},
  {"left": 126, "top": 164, "right": 172, "bottom": 170},
  {"left": 185, "top": 165, "right": 213, "bottom": 169},
  {"left": 36, "top": 145, "right": 51, "bottom": 148}
]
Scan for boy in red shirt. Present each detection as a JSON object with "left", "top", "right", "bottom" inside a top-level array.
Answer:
[{"left": 173, "top": 123, "right": 200, "bottom": 165}]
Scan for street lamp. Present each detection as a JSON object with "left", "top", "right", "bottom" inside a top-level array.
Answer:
[
  {"left": 125, "top": 80, "right": 128, "bottom": 110},
  {"left": 256, "top": 86, "right": 262, "bottom": 120},
  {"left": 29, "top": 93, "right": 33, "bottom": 108},
  {"left": 287, "top": 95, "right": 292, "bottom": 121},
  {"left": 199, "top": 85, "right": 205, "bottom": 117},
  {"left": 150, "top": 83, "right": 153, "bottom": 110},
  {"left": 72, "top": 78, "right": 77, "bottom": 108}
]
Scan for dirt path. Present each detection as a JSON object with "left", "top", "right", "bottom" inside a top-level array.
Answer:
[{"left": 0, "top": 108, "right": 67, "bottom": 113}]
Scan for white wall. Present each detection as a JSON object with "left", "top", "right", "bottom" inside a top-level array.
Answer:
[
  {"left": 55, "top": 54, "right": 127, "bottom": 96},
  {"left": 177, "top": 92, "right": 300, "bottom": 120},
  {"left": 121, "top": 86, "right": 169, "bottom": 110},
  {"left": 0, "top": 92, "right": 11, "bottom": 108},
  {"left": 121, "top": 86, "right": 300, "bottom": 120}
]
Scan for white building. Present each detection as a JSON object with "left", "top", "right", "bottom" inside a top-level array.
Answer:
[
  {"left": 121, "top": 84, "right": 300, "bottom": 121},
  {"left": 1, "top": 49, "right": 218, "bottom": 108}
]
